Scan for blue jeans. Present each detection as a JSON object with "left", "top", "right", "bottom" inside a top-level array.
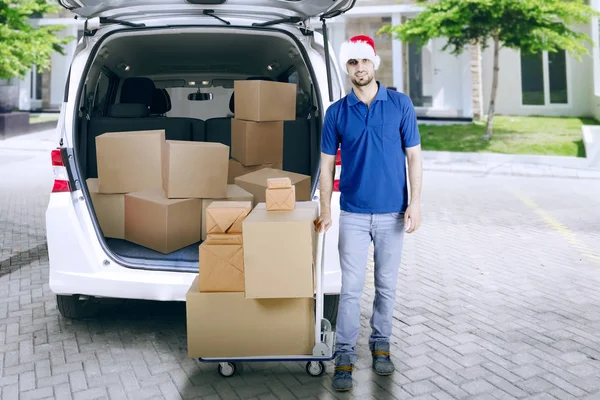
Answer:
[{"left": 334, "top": 211, "right": 405, "bottom": 364}]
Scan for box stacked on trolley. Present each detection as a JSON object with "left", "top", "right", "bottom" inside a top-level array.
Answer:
[{"left": 185, "top": 80, "right": 320, "bottom": 359}]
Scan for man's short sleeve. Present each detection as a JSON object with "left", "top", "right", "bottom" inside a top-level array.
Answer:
[
  {"left": 399, "top": 96, "right": 421, "bottom": 148},
  {"left": 321, "top": 105, "right": 340, "bottom": 155}
]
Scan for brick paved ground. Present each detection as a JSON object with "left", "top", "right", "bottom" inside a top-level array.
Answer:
[{"left": 2, "top": 130, "right": 600, "bottom": 399}]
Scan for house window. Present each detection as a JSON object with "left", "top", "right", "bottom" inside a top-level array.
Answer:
[{"left": 520, "top": 50, "right": 568, "bottom": 105}]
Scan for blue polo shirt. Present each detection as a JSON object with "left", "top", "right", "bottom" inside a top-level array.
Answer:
[{"left": 321, "top": 82, "right": 421, "bottom": 214}]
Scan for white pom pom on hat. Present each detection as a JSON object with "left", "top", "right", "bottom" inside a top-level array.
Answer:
[{"left": 338, "top": 35, "right": 381, "bottom": 74}]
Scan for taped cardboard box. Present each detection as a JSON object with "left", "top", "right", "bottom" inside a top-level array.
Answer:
[
  {"left": 186, "top": 275, "right": 314, "bottom": 358},
  {"left": 163, "top": 140, "right": 229, "bottom": 199},
  {"left": 205, "top": 201, "right": 252, "bottom": 235},
  {"left": 233, "top": 80, "right": 296, "bottom": 122},
  {"left": 201, "top": 184, "right": 254, "bottom": 240},
  {"left": 242, "top": 201, "right": 318, "bottom": 299},
  {"left": 235, "top": 168, "right": 311, "bottom": 204},
  {"left": 199, "top": 236, "right": 244, "bottom": 292},
  {"left": 267, "top": 177, "right": 292, "bottom": 189},
  {"left": 96, "top": 129, "right": 165, "bottom": 194},
  {"left": 124, "top": 188, "right": 201, "bottom": 254},
  {"left": 228, "top": 159, "right": 282, "bottom": 184},
  {"left": 231, "top": 119, "right": 283, "bottom": 166},
  {"left": 87, "top": 178, "right": 124, "bottom": 239}
]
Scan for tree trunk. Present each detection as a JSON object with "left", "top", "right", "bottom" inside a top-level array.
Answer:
[
  {"left": 484, "top": 32, "right": 500, "bottom": 140},
  {"left": 470, "top": 41, "right": 484, "bottom": 121}
]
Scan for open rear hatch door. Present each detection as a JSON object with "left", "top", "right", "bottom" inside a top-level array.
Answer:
[{"left": 57, "top": 0, "right": 355, "bottom": 21}]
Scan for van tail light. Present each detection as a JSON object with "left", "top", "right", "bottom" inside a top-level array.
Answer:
[
  {"left": 51, "top": 148, "right": 72, "bottom": 193},
  {"left": 333, "top": 149, "right": 341, "bottom": 192}
]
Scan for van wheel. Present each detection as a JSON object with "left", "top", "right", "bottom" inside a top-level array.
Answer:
[
  {"left": 56, "top": 294, "right": 100, "bottom": 319},
  {"left": 324, "top": 294, "right": 339, "bottom": 331}
]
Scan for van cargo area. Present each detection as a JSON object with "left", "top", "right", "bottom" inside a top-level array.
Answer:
[{"left": 75, "top": 27, "right": 322, "bottom": 269}]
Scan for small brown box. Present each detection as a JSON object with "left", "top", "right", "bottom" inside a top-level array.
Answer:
[
  {"left": 199, "top": 242, "right": 244, "bottom": 292},
  {"left": 267, "top": 177, "right": 292, "bottom": 189},
  {"left": 204, "top": 233, "right": 243, "bottom": 246},
  {"left": 266, "top": 186, "right": 296, "bottom": 211},
  {"left": 205, "top": 201, "right": 253, "bottom": 235}
]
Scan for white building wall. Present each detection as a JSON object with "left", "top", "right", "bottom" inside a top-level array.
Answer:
[
  {"left": 481, "top": 24, "right": 594, "bottom": 118},
  {"left": 49, "top": 25, "right": 79, "bottom": 109}
]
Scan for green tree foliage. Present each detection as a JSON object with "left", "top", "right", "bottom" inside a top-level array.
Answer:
[
  {"left": 0, "top": 0, "right": 73, "bottom": 80},
  {"left": 379, "top": 0, "right": 599, "bottom": 139}
]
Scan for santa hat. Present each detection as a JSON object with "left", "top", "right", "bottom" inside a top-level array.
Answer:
[{"left": 338, "top": 35, "right": 381, "bottom": 73}]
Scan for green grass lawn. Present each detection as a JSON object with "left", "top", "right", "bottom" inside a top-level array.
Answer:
[
  {"left": 29, "top": 114, "right": 59, "bottom": 124},
  {"left": 419, "top": 115, "right": 599, "bottom": 157}
]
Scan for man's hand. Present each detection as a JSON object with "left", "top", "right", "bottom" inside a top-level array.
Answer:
[
  {"left": 314, "top": 212, "right": 332, "bottom": 232},
  {"left": 404, "top": 203, "right": 421, "bottom": 233}
]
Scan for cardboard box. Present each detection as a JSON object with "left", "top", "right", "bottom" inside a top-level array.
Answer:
[
  {"left": 201, "top": 184, "right": 254, "bottom": 240},
  {"left": 205, "top": 201, "right": 252, "bottom": 235},
  {"left": 235, "top": 168, "right": 311, "bottom": 204},
  {"left": 267, "top": 177, "right": 291, "bottom": 189},
  {"left": 124, "top": 188, "right": 201, "bottom": 254},
  {"left": 186, "top": 275, "right": 315, "bottom": 358},
  {"left": 231, "top": 119, "right": 283, "bottom": 166},
  {"left": 86, "top": 178, "right": 124, "bottom": 239},
  {"left": 242, "top": 202, "right": 318, "bottom": 298},
  {"left": 234, "top": 80, "right": 297, "bottom": 122},
  {"left": 228, "top": 159, "right": 282, "bottom": 184},
  {"left": 163, "top": 140, "right": 229, "bottom": 199},
  {"left": 96, "top": 130, "right": 165, "bottom": 194},
  {"left": 199, "top": 242, "right": 244, "bottom": 292},
  {"left": 266, "top": 186, "right": 296, "bottom": 211},
  {"left": 204, "top": 233, "right": 243, "bottom": 245}
]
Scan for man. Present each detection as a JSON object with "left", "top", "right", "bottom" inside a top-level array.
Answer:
[{"left": 315, "top": 35, "right": 423, "bottom": 392}]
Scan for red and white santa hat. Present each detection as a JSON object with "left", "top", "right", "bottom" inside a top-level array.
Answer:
[{"left": 338, "top": 35, "right": 381, "bottom": 73}]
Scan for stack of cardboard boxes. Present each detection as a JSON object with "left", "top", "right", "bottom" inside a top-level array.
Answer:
[
  {"left": 87, "top": 130, "right": 231, "bottom": 254},
  {"left": 86, "top": 79, "right": 321, "bottom": 358},
  {"left": 185, "top": 81, "right": 319, "bottom": 358}
]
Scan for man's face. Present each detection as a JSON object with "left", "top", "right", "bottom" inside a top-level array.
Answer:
[{"left": 346, "top": 59, "right": 375, "bottom": 87}]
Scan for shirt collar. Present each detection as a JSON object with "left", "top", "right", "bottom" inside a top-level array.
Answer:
[{"left": 348, "top": 81, "right": 388, "bottom": 106}]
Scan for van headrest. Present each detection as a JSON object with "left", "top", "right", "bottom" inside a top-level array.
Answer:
[
  {"left": 150, "top": 88, "right": 171, "bottom": 115},
  {"left": 229, "top": 76, "right": 274, "bottom": 114},
  {"left": 109, "top": 103, "right": 150, "bottom": 118},
  {"left": 120, "top": 77, "right": 156, "bottom": 106}
]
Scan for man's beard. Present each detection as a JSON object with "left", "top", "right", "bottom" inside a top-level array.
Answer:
[{"left": 351, "top": 73, "right": 373, "bottom": 87}]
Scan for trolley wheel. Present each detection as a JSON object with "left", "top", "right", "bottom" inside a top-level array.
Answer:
[
  {"left": 306, "top": 361, "right": 325, "bottom": 377},
  {"left": 218, "top": 362, "right": 236, "bottom": 377}
]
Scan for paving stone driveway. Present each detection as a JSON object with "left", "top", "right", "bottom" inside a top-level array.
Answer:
[{"left": 1, "top": 133, "right": 600, "bottom": 399}]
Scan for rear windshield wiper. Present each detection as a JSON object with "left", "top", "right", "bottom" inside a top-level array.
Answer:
[
  {"left": 99, "top": 17, "right": 146, "bottom": 28},
  {"left": 203, "top": 9, "right": 231, "bottom": 25},
  {"left": 252, "top": 16, "right": 301, "bottom": 27}
]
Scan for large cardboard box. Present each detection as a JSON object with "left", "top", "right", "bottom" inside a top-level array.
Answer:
[
  {"left": 199, "top": 239, "right": 244, "bottom": 292},
  {"left": 242, "top": 202, "right": 318, "bottom": 299},
  {"left": 163, "top": 140, "right": 229, "bottom": 199},
  {"left": 205, "top": 201, "right": 252, "bottom": 236},
  {"left": 186, "top": 275, "right": 315, "bottom": 358},
  {"left": 233, "top": 80, "right": 297, "bottom": 122},
  {"left": 231, "top": 119, "right": 283, "bottom": 166},
  {"left": 96, "top": 130, "right": 164, "bottom": 194},
  {"left": 228, "top": 159, "right": 282, "bottom": 184},
  {"left": 235, "top": 168, "right": 311, "bottom": 204},
  {"left": 125, "top": 188, "right": 201, "bottom": 254},
  {"left": 86, "top": 178, "right": 124, "bottom": 239},
  {"left": 201, "top": 184, "right": 254, "bottom": 240}
]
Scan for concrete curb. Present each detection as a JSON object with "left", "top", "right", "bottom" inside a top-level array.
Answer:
[{"left": 422, "top": 150, "right": 600, "bottom": 179}]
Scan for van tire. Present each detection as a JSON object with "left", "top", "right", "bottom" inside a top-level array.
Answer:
[
  {"left": 56, "top": 294, "right": 100, "bottom": 319},
  {"left": 324, "top": 294, "right": 339, "bottom": 330}
]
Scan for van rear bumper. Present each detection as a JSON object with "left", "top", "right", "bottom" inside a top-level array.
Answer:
[{"left": 46, "top": 192, "right": 341, "bottom": 302}]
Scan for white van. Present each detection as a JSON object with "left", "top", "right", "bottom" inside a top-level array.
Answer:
[{"left": 46, "top": 0, "right": 350, "bottom": 321}]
